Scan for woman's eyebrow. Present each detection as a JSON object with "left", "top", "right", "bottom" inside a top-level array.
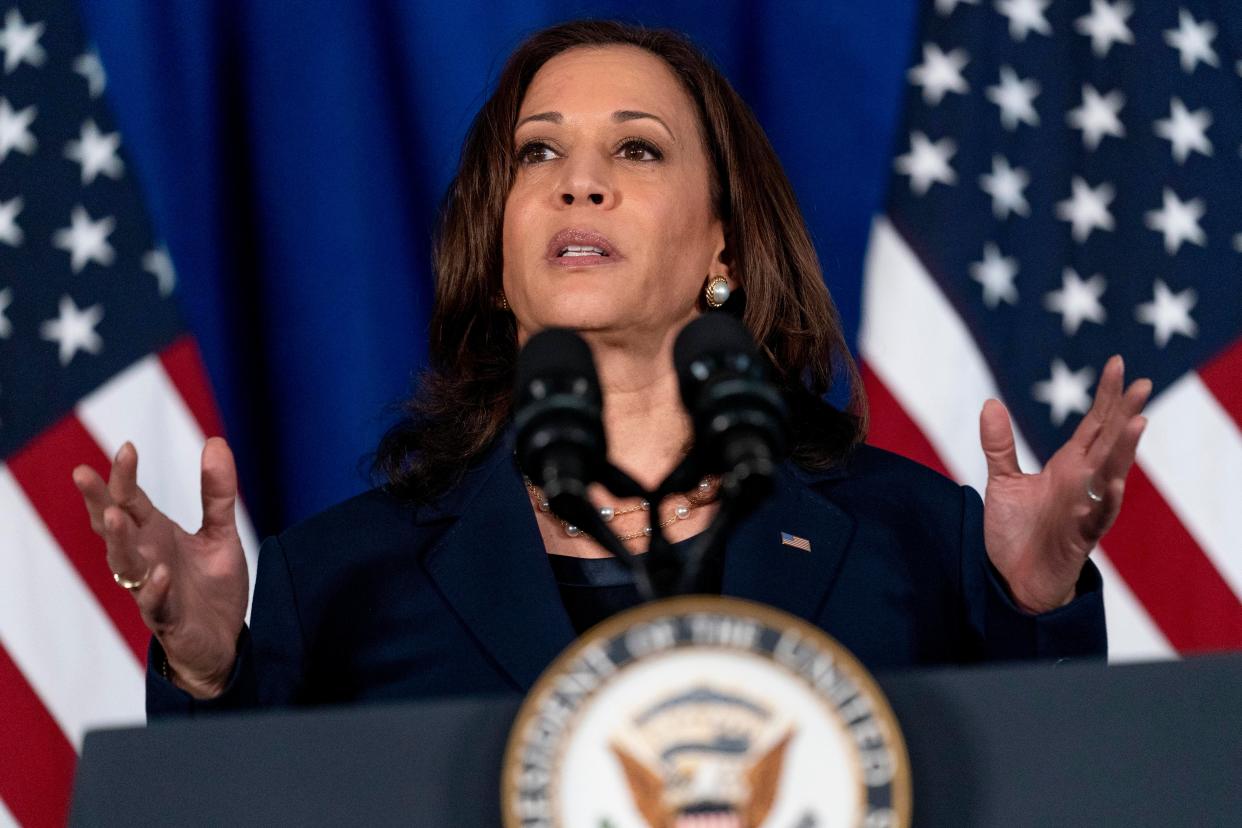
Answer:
[
  {"left": 613, "top": 110, "right": 676, "bottom": 142},
  {"left": 514, "top": 110, "right": 677, "bottom": 142},
  {"left": 516, "top": 111, "right": 561, "bottom": 130}
]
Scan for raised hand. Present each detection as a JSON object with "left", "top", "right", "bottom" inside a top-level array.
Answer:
[
  {"left": 978, "top": 355, "right": 1152, "bottom": 614},
  {"left": 73, "top": 437, "right": 248, "bottom": 698}
]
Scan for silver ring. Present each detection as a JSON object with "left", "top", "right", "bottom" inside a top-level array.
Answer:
[{"left": 1086, "top": 484, "right": 1104, "bottom": 504}]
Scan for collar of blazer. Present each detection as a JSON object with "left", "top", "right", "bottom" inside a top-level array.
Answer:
[{"left": 416, "top": 429, "right": 858, "bottom": 691}]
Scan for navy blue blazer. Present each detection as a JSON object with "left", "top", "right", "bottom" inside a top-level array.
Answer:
[{"left": 148, "top": 439, "right": 1106, "bottom": 715}]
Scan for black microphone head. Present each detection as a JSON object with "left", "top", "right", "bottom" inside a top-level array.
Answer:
[
  {"left": 515, "top": 328, "right": 601, "bottom": 408},
  {"left": 672, "top": 313, "right": 789, "bottom": 483},
  {"left": 673, "top": 314, "right": 758, "bottom": 389},
  {"left": 673, "top": 313, "right": 770, "bottom": 419},
  {"left": 513, "top": 328, "right": 605, "bottom": 499}
]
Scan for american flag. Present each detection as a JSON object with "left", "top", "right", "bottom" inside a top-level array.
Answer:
[
  {"left": 780, "top": 532, "right": 812, "bottom": 552},
  {"left": 0, "top": 2, "right": 257, "bottom": 824},
  {"left": 861, "top": 0, "right": 1242, "bottom": 660}
]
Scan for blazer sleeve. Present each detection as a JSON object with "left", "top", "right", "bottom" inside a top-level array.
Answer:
[
  {"left": 957, "top": 483, "right": 1108, "bottom": 661},
  {"left": 146, "top": 534, "right": 305, "bottom": 717}
]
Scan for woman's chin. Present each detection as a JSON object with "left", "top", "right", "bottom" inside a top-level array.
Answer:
[{"left": 526, "top": 297, "right": 635, "bottom": 333}]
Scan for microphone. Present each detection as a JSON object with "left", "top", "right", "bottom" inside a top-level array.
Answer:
[
  {"left": 513, "top": 329, "right": 654, "bottom": 597},
  {"left": 673, "top": 314, "right": 789, "bottom": 500},
  {"left": 513, "top": 329, "right": 606, "bottom": 506}
]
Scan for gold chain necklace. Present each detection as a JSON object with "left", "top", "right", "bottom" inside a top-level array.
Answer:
[{"left": 523, "top": 476, "right": 719, "bottom": 542}]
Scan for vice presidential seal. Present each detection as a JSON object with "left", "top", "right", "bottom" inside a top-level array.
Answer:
[{"left": 502, "top": 596, "right": 911, "bottom": 828}]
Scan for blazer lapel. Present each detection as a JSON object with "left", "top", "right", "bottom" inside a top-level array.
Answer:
[
  {"left": 419, "top": 441, "right": 576, "bottom": 691},
  {"left": 721, "top": 463, "right": 857, "bottom": 622}
]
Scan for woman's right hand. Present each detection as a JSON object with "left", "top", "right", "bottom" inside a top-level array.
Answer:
[{"left": 73, "top": 437, "right": 249, "bottom": 700}]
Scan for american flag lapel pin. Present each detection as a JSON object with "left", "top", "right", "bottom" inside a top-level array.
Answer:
[{"left": 780, "top": 532, "right": 811, "bottom": 552}]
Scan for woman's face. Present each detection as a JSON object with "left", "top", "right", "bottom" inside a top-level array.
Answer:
[{"left": 502, "top": 46, "right": 728, "bottom": 347}]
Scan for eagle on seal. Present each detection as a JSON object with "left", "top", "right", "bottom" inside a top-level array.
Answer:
[{"left": 611, "top": 730, "right": 793, "bottom": 828}]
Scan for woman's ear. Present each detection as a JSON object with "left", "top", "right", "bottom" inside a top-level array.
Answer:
[
  {"left": 714, "top": 227, "right": 736, "bottom": 290},
  {"left": 700, "top": 230, "right": 740, "bottom": 312}
]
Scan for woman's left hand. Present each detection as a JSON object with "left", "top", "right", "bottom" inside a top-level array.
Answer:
[{"left": 978, "top": 355, "right": 1152, "bottom": 614}]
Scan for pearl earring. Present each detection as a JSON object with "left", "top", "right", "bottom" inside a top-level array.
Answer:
[{"left": 705, "top": 275, "right": 730, "bottom": 309}]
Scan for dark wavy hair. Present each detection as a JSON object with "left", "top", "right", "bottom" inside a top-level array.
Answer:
[{"left": 374, "top": 20, "right": 866, "bottom": 502}]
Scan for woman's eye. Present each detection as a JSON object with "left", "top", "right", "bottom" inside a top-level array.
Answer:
[
  {"left": 617, "top": 139, "right": 662, "bottom": 162},
  {"left": 517, "top": 141, "right": 559, "bottom": 164}
]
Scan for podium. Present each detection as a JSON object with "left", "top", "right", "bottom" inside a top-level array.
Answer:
[{"left": 71, "top": 654, "right": 1242, "bottom": 827}]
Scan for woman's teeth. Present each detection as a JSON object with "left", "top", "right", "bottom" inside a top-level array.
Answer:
[{"left": 560, "top": 245, "right": 607, "bottom": 257}]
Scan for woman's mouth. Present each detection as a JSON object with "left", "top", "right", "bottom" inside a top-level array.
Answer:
[
  {"left": 558, "top": 244, "right": 608, "bottom": 257},
  {"left": 545, "top": 228, "right": 623, "bottom": 266}
]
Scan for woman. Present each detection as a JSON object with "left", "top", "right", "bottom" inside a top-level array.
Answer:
[{"left": 74, "top": 21, "right": 1150, "bottom": 711}]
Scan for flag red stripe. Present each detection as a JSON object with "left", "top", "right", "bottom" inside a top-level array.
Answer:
[
  {"left": 0, "top": 643, "right": 76, "bottom": 828},
  {"left": 1103, "top": 464, "right": 1242, "bottom": 652},
  {"left": 159, "top": 335, "right": 226, "bottom": 438},
  {"left": 1197, "top": 336, "right": 1242, "bottom": 432},
  {"left": 5, "top": 416, "right": 149, "bottom": 663},
  {"left": 860, "top": 361, "right": 953, "bottom": 478}
]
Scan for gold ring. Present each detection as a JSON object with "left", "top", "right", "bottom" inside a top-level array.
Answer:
[{"left": 113, "top": 568, "right": 149, "bottom": 591}]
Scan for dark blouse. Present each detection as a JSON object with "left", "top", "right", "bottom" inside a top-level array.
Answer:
[{"left": 548, "top": 536, "right": 709, "bottom": 635}]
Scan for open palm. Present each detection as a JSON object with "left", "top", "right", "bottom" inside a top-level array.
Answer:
[
  {"left": 74, "top": 437, "right": 248, "bottom": 698},
  {"left": 979, "top": 356, "right": 1151, "bottom": 613}
]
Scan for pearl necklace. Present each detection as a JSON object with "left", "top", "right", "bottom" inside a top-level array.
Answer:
[{"left": 523, "top": 476, "right": 719, "bottom": 542}]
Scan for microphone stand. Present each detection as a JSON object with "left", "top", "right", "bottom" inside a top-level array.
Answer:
[
  {"left": 544, "top": 463, "right": 666, "bottom": 602},
  {"left": 672, "top": 466, "right": 771, "bottom": 595},
  {"left": 643, "top": 455, "right": 703, "bottom": 598},
  {"left": 548, "top": 453, "right": 773, "bottom": 602}
]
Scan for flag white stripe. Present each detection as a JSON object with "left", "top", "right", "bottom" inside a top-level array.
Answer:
[
  {"left": 77, "top": 356, "right": 207, "bottom": 532},
  {"left": 0, "top": 796, "right": 18, "bottom": 828},
  {"left": 1093, "top": 549, "right": 1176, "bottom": 662},
  {"left": 860, "top": 217, "right": 1042, "bottom": 494},
  {"left": 77, "top": 355, "right": 261, "bottom": 617},
  {"left": 1135, "top": 372, "right": 1242, "bottom": 601},
  {"left": 238, "top": 504, "right": 260, "bottom": 621},
  {"left": 860, "top": 215, "right": 1171, "bottom": 660},
  {"left": 0, "top": 465, "right": 145, "bottom": 749}
]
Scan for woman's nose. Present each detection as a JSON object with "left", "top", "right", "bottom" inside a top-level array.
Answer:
[
  {"left": 561, "top": 192, "right": 605, "bottom": 205},
  {"left": 556, "top": 157, "right": 614, "bottom": 208}
]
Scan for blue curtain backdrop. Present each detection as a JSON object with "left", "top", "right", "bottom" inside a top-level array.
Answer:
[{"left": 75, "top": 0, "right": 917, "bottom": 534}]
